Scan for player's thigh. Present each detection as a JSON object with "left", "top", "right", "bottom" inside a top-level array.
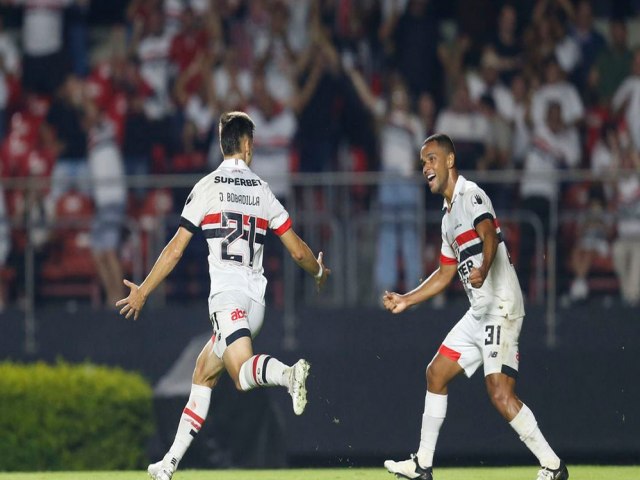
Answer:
[
  {"left": 209, "top": 291, "right": 255, "bottom": 360},
  {"left": 427, "top": 353, "right": 465, "bottom": 391},
  {"left": 193, "top": 338, "right": 226, "bottom": 388},
  {"left": 222, "top": 300, "right": 264, "bottom": 382},
  {"left": 481, "top": 315, "right": 523, "bottom": 378},
  {"left": 438, "top": 310, "right": 484, "bottom": 378}
]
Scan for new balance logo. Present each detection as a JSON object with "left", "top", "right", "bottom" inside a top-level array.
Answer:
[
  {"left": 489, "top": 351, "right": 498, "bottom": 358},
  {"left": 231, "top": 309, "right": 247, "bottom": 321}
]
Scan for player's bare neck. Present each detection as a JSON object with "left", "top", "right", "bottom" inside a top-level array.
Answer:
[{"left": 443, "top": 171, "right": 459, "bottom": 210}]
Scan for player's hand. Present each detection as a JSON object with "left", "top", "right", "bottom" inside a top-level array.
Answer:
[
  {"left": 115, "top": 279, "right": 147, "bottom": 320},
  {"left": 469, "top": 267, "right": 487, "bottom": 288},
  {"left": 382, "top": 291, "right": 409, "bottom": 314},
  {"left": 315, "top": 252, "right": 331, "bottom": 292}
]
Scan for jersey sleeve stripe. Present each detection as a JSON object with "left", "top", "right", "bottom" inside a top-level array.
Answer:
[
  {"left": 473, "top": 212, "right": 494, "bottom": 228},
  {"left": 256, "top": 218, "right": 269, "bottom": 230},
  {"left": 273, "top": 217, "right": 292, "bottom": 236},
  {"left": 179, "top": 216, "right": 199, "bottom": 233},
  {"left": 440, "top": 253, "right": 457, "bottom": 265},
  {"left": 202, "top": 212, "right": 222, "bottom": 225}
]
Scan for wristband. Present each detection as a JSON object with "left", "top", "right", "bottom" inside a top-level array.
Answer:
[{"left": 314, "top": 263, "right": 323, "bottom": 279}]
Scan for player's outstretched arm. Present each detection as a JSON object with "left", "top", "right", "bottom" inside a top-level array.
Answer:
[
  {"left": 382, "top": 262, "right": 457, "bottom": 314},
  {"left": 116, "top": 226, "right": 193, "bottom": 320},
  {"left": 279, "top": 228, "right": 330, "bottom": 291}
]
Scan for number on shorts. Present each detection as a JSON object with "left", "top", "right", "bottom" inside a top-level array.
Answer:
[{"left": 485, "top": 325, "right": 501, "bottom": 345}]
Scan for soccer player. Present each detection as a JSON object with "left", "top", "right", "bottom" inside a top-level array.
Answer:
[
  {"left": 116, "top": 111, "right": 330, "bottom": 480},
  {"left": 382, "top": 134, "right": 568, "bottom": 480}
]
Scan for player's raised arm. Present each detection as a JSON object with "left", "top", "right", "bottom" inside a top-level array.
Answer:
[
  {"left": 382, "top": 260, "right": 457, "bottom": 314},
  {"left": 116, "top": 226, "right": 194, "bottom": 320},
  {"left": 278, "top": 228, "right": 330, "bottom": 291}
]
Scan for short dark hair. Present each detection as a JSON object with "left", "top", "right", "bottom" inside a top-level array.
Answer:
[
  {"left": 219, "top": 111, "right": 255, "bottom": 156},
  {"left": 423, "top": 133, "right": 456, "bottom": 157}
]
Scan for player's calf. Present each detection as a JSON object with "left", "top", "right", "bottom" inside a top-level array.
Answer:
[{"left": 238, "top": 354, "right": 290, "bottom": 390}]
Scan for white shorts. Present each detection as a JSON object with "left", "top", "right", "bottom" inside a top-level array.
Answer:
[
  {"left": 437, "top": 310, "right": 523, "bottom": 378},
  {"left": 208, "top": 291, "right": 265, "bottom": 359}
]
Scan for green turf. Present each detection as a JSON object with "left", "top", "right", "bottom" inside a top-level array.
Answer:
[{"left": 1, "top": 466, "right": 638, "bottom": 480}]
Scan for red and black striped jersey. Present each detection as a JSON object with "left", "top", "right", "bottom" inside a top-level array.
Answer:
[
  {"left": 180, "top": 158, "right": 291, "bottom": 304},
  {"left": 440, "top": 176, "right": 525, "bottom": 318}
]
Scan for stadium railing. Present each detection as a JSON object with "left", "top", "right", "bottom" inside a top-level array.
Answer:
[{"left": 0, "top": 169, "right": 628, "bottom": 353}]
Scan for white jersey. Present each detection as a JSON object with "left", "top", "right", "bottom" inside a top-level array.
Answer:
[
  {"left": 439, "top": 176, "right": 524, "bottom": 318},
  {"left": 180, "top": 159, "right": 291, "bottom": 305}
]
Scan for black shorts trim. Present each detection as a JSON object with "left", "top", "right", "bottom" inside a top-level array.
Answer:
[
  {"left": 225, "top": 328, "right": 251, "bottom": 347},
  {"left": 501, "top": 364, "right": 519, "bottom": 379},
  {"left": 180, "top": 216, "right": 199, "bottom": 234}
]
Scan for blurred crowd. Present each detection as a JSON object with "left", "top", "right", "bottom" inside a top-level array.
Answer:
[{"left": 0, "top": 0, "right": 639, "bottom": 310}]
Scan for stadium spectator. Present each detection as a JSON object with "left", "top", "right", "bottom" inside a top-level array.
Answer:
[
  {"left": 66, "top": 0, "right": 91, "bottom": 77},
  {"left": 612, "top": 50, "right": 640, "bottom": 152},
  {"left": 253, "top": 0, "right": 298, "bottom": 105},
  {"left": 9, "top": 0, "right": 77, "bottom": 95},
  {"left": 592, "top": 18, "right": 632, "bottom": 104},
  {"left": 524, "top": 9, "right": 580, "bottom": 79},
  {"left": 509, "top": 73, "right": 533, "bottom": 166},
  {"left": 42, "top": 75, "right": 89, "bottom": 217},
  {"left": 417, "top": 91, "right": 437, "bottom": 139},
  {"left": 434, "top": 81, "right": 489, "bottom": 170},
  {"left": 530, "top": 57, "right": 584, "bottom": 138},
  {"left": 387, "top": 0, "right": 440, "bottom": 99},
  {"left": 466, "top": 49, "right": 516, "bottom": 121},
  {"left": 117, "top": 111, "right": 330, "bottom": 480},
  {"left": 612, "top": 145, "right": 640, "bottom": 307},
  {"left": 173, "top": 53, "right": 217, "bottom": 159},
  {"left": 488, "top": 3, "right": 523, "bottom": 85},
  {"left": 85, "top": 100, "right": 126, "bottom": 305},
  {"left": 212, "top": 47, "right": 252, "bottom": 112},
  {"left": 477, "top": 93, "right": 513, "bottom": 209},
  {"left": 163, "top": 0, "right": 209, "bottom": 35},
  {"left": 567, "top": 185, "right": 611, "bottom": 302},
  {"left": 519, "top": 102, "right": 580, "bottom": 295},
  {"left": 291, "top": 26, "right": 344, "bottom": 173},
  {"left": 0, "top": 16, "right": 19, "bottom": 140},
  {"left": 568, "top": 0, "right": 606, "bottom": 89},
  {"left": 133, "top": 8, "right": 174, "bottom": 138},
  {"left": 437, "top": 32, "right": 471, "bottom": 101},
  {"left": 168, "top": 6, "right": 212, "bottom": 74},
  {"left": 346, "top": 66, "right": 423, "bottom": 294}
]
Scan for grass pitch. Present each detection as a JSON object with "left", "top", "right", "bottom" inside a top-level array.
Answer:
[{"left": 1, "top": 466, "right": 638, "bottom": 480}]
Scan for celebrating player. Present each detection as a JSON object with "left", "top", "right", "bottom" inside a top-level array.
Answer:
[
  {"left": 116, "top": 111, "right": 330, "bottom": 480},
  {"left": 382, "top": 134, "right": 568, "bottom": 480}
]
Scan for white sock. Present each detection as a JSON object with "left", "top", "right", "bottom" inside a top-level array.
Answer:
[
  {"left": 166, "top": 384, "right": 212, "bottom": 467},
  {"left": 416, "top": 391, "right": 447, "bottom": 468},
  {"left": 509, "top": 403, "right": 561, "bottom": 469},
  {"left": 238, "top": 354, "right": 289, "bottom": 391}
]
